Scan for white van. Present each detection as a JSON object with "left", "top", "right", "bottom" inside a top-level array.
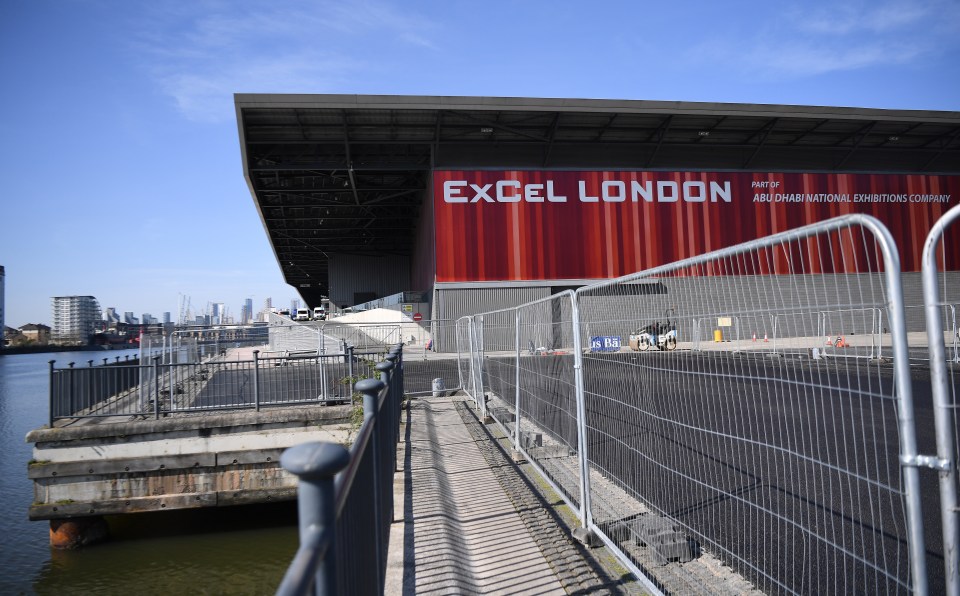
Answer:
[
  {"left": 295, "top": 308, "right": 311, "bottom": 321},
  {"left": 313, "top": 306, "right": 326, "bottom": 320}
]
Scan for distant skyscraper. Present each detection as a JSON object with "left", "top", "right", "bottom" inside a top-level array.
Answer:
[
  {"left": 261, "top": 297, "right": 273, "bottom": 322},
  {"left": 104, "top": 307, "right": 120, "bottom": 324},
  {"left": 243, "top": 298, "right": 253, "bottom": 324},
  {"left": 290, "top": 299, "right": 299, "bottom": 313},
  {"left": 142, "top": 313, "right": 158, "bottom": 325},
  {"left": 124, "top": 311, "right": 138, "bottom": 325},
  {"left": 163, "top": 312, "right": 171, "bottom": 324},
  {"left": 52, "top": 296, "right": 101, "bottom": 345},
  {"left": 212, "top": 302, "right": 225, "bottom": 325}
]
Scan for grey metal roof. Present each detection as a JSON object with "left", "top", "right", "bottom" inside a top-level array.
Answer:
[{"left": 235, "top": 94, "right": 960, "bottom": 304}]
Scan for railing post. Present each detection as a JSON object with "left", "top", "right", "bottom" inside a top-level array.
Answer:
[
  {"left": 570, "top": 291, "right": 595, "bottom": 541},
  {"left": 152, "top": 356, "right": 160, "bottom": 420},
  {"left": 377, "top": 359, "right": 397, "bottom": 463},
  {"left": 347, "top": 347, "right": 355, "bottom": 400},
  {"left": 388, "top": 347, "right": 403, "bottom": 445},
  {"left": 48, "top": 360, "right": 56, "bottom": 427},
  {"left": 376, "top": 357, "right": 393, "bottom": 383},
  {"left": 68, "top": 362, "right": 75, "bottom": 418},
  {"left": 278, "top": 442, "right": 351, "bottom": 596},
  {"left": 514, "top": 309, "right": 521, "bottom": 449},
  {"left": 253, "top": 350, "right": 261, "bottom": 411},
  {"left": 922, "top": 206, "right": 960, "bottom": 596},
  {"left": 475, "top": 319, "right": 487, "bottom": 421},
  {"left": 86, "top": 360, "right": 94, "bottom": 413},
  {"left": 391, "top": 345, "right": 403, "bottom": 398},
  {"left": 356, "top": 378, "right": 386, "bottom": 593}
]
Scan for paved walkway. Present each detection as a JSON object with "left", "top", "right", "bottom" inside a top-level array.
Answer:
[{"left": 385, "top": 396, "right": 570, "bottom": 595}]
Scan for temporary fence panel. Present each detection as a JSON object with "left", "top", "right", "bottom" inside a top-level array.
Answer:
[
  {"left": 319, "top": 319, "right": 461, "bottom": 396},
  {"left": 455, "top": 317, "right": 474, "bottom": 403},
  {"left": 575, "top": 215, "right": 925, "bottom": 595},
  {"left": 921, "top": 203, "right": 960, "bottom": 596},
  {"left": 476, "top": 309, "right": 520, "bottom": 442},
  {"left": 513, "top": 292, "right": 587, "bottom": 517},
  {"left": 267, "top": 313, "right": 329, "bottom": 354},
  {"left": 321, "top": 321, "right": 402, "bottom": 350},
  {"left": 460, "top": 292, "right": 594, "bottom": 534}
]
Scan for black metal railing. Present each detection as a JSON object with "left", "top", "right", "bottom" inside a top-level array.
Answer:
[
  {"left": 277, "top": 345, "right": 403, "bottom": 596},
  {"left": 48, "top": 357, "right": 142, "bottom": 425},
  {"left": 47, "top": 349, "right": 389, "bottom": 423}
]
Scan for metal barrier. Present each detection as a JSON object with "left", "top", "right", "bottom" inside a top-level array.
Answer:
[
  {"left": 141, "top": 325, "right": 271, "bottom": 364},
  {"left": 51, "top": 316, "right": 453, "bottom": 423},
  {"left": 47, "top": 349, "right": 386, "bottom": 421},
  {"left": 921, "top": 203, "right": 960, "bottom": 596},
  {"left": 902, "top": 303, "right": 960, "bottom": 362},
  {"left": 457, "top": 215, "right": 928, "bottom": 594},
  {"left": 575, "top": 215, "right": 924, "bottom": 594},
  {"left": 277, "top": 345, "right": 403, "bottom": 596},
  {"left": 318, "top": 318, "right": 462, "bottom": 396},
  {"left": 266, "top": 313, "right": 339, "bottom": 354},
  {"left": 48, "top": 357, "right": 143, "bottom": 425},
  {"left": 257, "top": 316, "right": 463, "bottom": 396}
]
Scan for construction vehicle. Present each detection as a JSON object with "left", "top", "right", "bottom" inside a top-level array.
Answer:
[{"left": 629, "top": 309, "right": 678, "bottom": 351}]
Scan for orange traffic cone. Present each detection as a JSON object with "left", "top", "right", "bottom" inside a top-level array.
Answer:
[
  {"left": 763, "top": 333, "right": 769, "bottom": 342},
  {"left": 752, "top": 332, "right": 757, "bottom": 342},
  {"left": 825, "top": 336, "right": 833, "bottom": 345}
]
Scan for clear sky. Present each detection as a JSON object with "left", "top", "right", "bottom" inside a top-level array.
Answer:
[{"left": 1, "top": 0, "right": 958, "bottom": 328}]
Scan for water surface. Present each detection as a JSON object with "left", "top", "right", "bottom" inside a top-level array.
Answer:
[{"left": 0, "top": 350, "right": 298, "bottom": 595}]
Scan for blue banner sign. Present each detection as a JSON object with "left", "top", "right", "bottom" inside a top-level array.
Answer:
[{"left": 590, "top": 336, "right": 622, "bottom": 352}]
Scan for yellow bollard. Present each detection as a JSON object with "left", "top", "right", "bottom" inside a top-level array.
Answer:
[{"left": 713, "top": 329, "right": 723, "bottom": 342}]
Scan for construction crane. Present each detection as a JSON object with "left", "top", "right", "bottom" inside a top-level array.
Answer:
[{"left": 178, "top": 293, "right": 192, "bottom": 326}]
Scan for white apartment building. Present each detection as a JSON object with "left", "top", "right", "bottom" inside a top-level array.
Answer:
[{"left": 52, "top": 295, "right": 101, "bottom": 345}]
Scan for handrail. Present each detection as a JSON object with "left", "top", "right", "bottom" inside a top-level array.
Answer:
[{"left": 276, "top": 344, "right": 403, "bottom": 596}]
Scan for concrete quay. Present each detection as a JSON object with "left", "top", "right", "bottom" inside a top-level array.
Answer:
[{"left": 26, "top": 404, "right": 353, "bottom": 547}]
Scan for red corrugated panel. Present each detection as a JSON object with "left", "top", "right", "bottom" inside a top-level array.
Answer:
[{"left": 433, "top": 171, "right": 960, "bottom": 282}]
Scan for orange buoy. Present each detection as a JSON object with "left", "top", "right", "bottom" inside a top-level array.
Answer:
[{"left": 49, "top": 517, "right": 108, "bottom": 549}]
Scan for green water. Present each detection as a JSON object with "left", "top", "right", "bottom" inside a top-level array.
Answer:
[{"left": 0, "top": 350, "right": 299, "bottom": 595}]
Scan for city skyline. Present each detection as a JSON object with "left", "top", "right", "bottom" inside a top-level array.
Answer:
[
  {"left": 4, "top": 293, "right": 297, "bottom": 329},
  {"left": 2, "top": 1, "right": 957, "bottom": 328}
]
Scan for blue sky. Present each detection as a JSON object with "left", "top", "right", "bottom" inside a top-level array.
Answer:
[{"left": 1, "top": 0, "right": 958, "bottom": 328}]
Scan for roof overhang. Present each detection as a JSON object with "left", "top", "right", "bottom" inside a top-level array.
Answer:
[{"left": 236, "top": 94, "right": 960, "bottom": 305}]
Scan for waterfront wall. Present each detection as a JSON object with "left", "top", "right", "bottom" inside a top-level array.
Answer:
[{"left": 26, "top": 406, "right": 352, "bottom": 527}]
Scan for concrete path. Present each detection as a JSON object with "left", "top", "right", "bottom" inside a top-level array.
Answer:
[{"left": 386, "top": 396, "right": 567, "bottom": 595}]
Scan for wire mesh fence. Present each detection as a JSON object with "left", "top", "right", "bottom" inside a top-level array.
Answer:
[
  {"left": 921, "top": 203, "right": 960, "bottom": 596},
  {"left": 514, "top": 293, "right": 586, "bottom": 516},
  {"left": 456, "top": 215, "right": 931, "bottom": 595},
  {"left": 319, "top": 319, "right": 462, "bottom": 395},
  {"left": 575, "top": 217, "right": 922, "bottom": 594}
]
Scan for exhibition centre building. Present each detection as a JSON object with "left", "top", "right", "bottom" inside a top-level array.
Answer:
[{"left": 234, "top": 95, "right": 960, "bottom": 322}]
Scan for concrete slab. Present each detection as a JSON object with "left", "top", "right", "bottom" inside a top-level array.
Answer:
[{"left": 385, "top": 396, "right": 566, "bottom": 595}]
